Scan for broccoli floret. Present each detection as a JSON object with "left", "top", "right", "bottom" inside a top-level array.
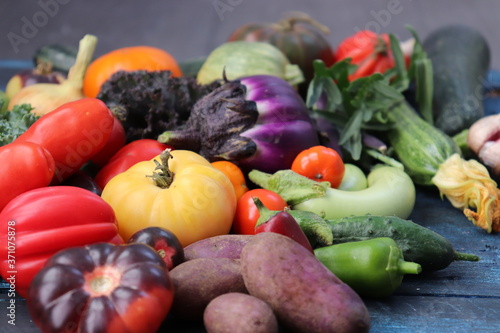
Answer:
[
  {"left": 0, "top": 104, "right": 39, "bottom": 146},
  {"left": 97, "top": 70, "right": 221, "bottom": 142}
]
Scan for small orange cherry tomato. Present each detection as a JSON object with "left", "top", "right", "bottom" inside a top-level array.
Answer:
[
  {"left": 291, "top": 145, "right": 345, "bottom": 188},
  {"left": 211, "top": 161, "right": 249, "bottom": 200},
  {"left": 232, "top": 189, "right": 288, "bottom": 235}
]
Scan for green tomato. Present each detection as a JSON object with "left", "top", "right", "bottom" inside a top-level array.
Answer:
[{"left": 337, "top": 164, "right": 368, "bottom": 191}]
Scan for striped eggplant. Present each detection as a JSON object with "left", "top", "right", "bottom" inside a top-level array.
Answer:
[{"left": 158, "top": 74, "right": 321, "bottom": 173}]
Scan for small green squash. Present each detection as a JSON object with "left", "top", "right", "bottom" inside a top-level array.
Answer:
[{"left": 32, "top": 43, "right": 79, "bottom": 75}]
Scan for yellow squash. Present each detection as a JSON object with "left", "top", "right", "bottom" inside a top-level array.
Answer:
[{"left": 101, "top": 149, "right": 237, "bottom": 246}]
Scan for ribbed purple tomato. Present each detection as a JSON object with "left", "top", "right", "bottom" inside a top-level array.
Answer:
[{"left": 27, "top": 242, "right": 173, "bottom": 333}]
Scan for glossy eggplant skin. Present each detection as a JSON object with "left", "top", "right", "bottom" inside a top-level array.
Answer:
[
  {"left": 27, "top": 243, "right": 174, "bottom": 333},
  {"left": 128, "top": 226, "right": 185, "bottom": 270}
]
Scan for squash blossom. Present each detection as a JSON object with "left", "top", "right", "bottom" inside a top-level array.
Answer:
[{"left": 432, "top": 153, "right": 500, "bottom": 233}]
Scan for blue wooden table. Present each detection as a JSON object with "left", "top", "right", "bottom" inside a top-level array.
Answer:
[{"left": 0, "top": 60, "right": 499, "bottom": 332}]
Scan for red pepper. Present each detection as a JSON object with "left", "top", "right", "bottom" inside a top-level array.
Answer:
[
  {"left": 253, "top": 197, "right": 314, "bottom": 253},
  {"left": 94, "top": 139, "right": 171, "bottom": 190},
  {"left": 28, "top": 242, "right": 174, "bottom": 333},
  {"left": 89, "top": 115, "right": 127, "bottom": 167},
  {"left": 15, "top": 98, "right": 115, "bottom": 183},
  {"left": 0, "top": 186, "right": 124, "bottom": 298},
  {"left": 0, "top": 141, "right": 55, "bottom": 211}
]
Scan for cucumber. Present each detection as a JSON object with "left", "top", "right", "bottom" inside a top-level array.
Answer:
[
  {"left": 387, "top": 101, "right": 461, "bottom": 186},
  {"left": 423, "top": 24, "right": 491, "bottom": 136},
  {"left": 33, "top": 43, "right": 79, "bottom": 75},
  {"left": 324, "top": 215, "right": 479, "bottom": 272}
]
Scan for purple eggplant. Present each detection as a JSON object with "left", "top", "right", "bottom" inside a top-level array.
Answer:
[{"left": 158, "top": 74, "right": 320, "bottom": 173}]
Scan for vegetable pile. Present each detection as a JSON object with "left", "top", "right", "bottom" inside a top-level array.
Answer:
[{"left": 0, "top": 11, "right": 498, "bottom": 333}]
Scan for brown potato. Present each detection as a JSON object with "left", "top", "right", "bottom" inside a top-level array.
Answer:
[
  {"left": 203, "top": 292, "right": 279, "bottom": 333},
  {"left": 183, "top": 234, "right": 253, "bottom": 260},
  {"left": 240, "top": 232, "right": 371, "bottom": 333},
  {"left": 169, "top": 257, "right": 248, "bottom": 321}
]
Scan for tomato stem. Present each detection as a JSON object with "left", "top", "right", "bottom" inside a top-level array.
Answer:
[
  {"left": 277, "top": 11, "right": 330, "bottom": 34},
  {"left": 147, "top": 148, "right": 175, "bottom": 189}
]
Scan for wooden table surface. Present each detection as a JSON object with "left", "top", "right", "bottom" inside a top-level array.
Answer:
[{"left": 0, "top": 1, "right": 499, "bottom": 332}]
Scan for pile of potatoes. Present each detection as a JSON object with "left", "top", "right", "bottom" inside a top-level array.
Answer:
[{"left": 168, "top": 232, "right": 371, "bottom": 333}]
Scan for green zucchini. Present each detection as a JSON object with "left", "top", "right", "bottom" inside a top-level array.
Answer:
[
  {"left": 0, "top": 90, "right": 8, "bottom": 112},
  {"left": 423, "top": 24, "right": 491, "bottom": 136},
  {"left": 178, "top": 56, "right": 206, "bottom": 78},
  {"left": 387, "top": 101, "right": 461, "bottom": 186},
  {"left": 33, "top": 43, "right": 79, "bottom": 75},
  {"left": 324, "top": 215, "right": 480, "bottom": 272}
]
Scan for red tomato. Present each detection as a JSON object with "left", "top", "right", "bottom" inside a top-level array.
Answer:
[
  {"left": 0, "top": 186, "right": 124, "bottom": 298},
  {"left": 232, "top": 189, "right": 288, "bottom": 235},
  {"left": 94, "top": 139, "right": 171, "bottom": 189},
  {"left": 291, "top": 145, "right": 345, "bottom": 188},
  {"left": 0, "top": 141, "right": 55, "bottom": 211},
  {"left": 334, "top": 30, "right": 408, "bottom": 81}
]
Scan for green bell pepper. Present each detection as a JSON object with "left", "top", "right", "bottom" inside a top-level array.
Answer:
[{"left": 314, "top": 237, "right": 421, "bottom": 298}]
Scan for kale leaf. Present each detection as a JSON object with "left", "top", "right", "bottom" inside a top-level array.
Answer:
[
  {"left": 0, "top": 104, "right": 39, "bottom": 146},
  {"left": 97, "top": 70, "right": 221, "bottom": 142}
]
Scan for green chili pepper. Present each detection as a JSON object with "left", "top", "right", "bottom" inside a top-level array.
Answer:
[{"left": 314, "top": 237, "right": 421, "bottom": 298}]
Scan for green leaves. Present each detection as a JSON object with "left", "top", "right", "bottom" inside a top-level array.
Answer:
[
  {"left": 306, "top": 26, "right": 434, "bottom": 161},
  {"left": 0, "top": 104, "right": 38, "bottom": 146},
  {"left": 307, "top": 59, "right": 403, "bottom": 160}
]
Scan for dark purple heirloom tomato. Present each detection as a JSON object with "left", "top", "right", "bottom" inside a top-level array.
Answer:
[
  {"left": 128, "top": 226, "right": 185, "bottom": 270},
  {"left": 27, "top": 242, "right": 174, "bottom": 333}
]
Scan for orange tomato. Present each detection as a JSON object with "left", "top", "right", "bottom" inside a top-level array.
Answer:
[
  {"left": 211, "top": 161, "right": 249, "bottom": 200},
  {"left": 291, "top": 145, "right": 345, "bottom": 188},
  {"left": 232, "top": 189, "right": 288, "bottom": 235},
  {"left": 83, "top": 46, "right": 183, "bottom": 98}
]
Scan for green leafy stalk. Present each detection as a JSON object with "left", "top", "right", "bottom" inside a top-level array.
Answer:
[{"left": 308, "top": 60, "right": 402, "bottom": 160}]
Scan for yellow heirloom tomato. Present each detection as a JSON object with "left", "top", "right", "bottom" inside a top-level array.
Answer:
[{"left": 101, "top": 149, "right": 237, "bottom": 246}]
